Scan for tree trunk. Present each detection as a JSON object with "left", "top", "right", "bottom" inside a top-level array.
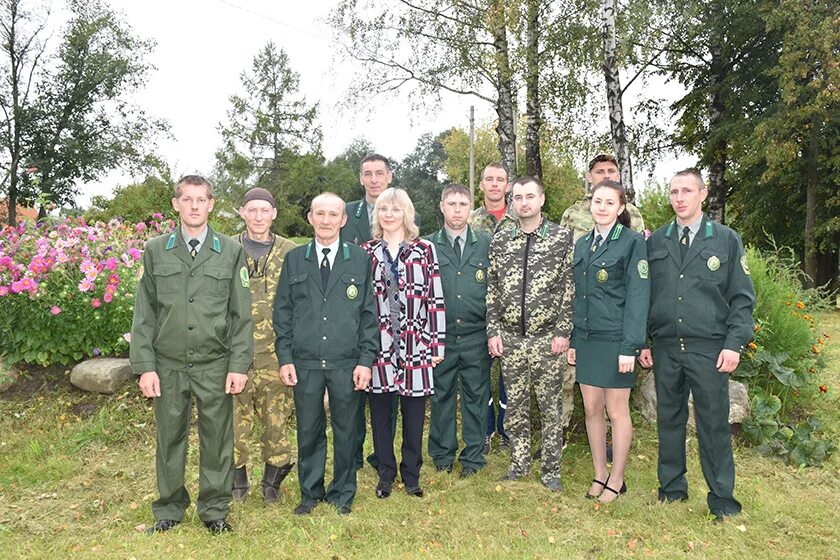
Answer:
[
  {"left": 524, "top": 0, "right": 542, "bottom": 178},
  {"left": 706, "top": 39, "right": 727, "bottom": 223},
  {"left": 803, "top": 116, "right": 820, "bottom": 287},
  {"left": 491, "top": 1, "right": 516, "bottom": 176},
  {"left": 600, "top": 0, "right": 634, "bottom": 202}
]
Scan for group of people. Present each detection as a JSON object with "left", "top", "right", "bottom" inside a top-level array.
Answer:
[{"left": 130, "top": 153, "right": 755, "bottom": 534}]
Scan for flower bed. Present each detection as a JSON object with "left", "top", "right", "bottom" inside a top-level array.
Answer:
[{"left": 0, "top": 216, "right": 173, "bottom": 365}]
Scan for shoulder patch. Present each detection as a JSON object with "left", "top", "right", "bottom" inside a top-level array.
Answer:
[
  {"left": 240, "top": 266, "right": 250, "bottom": 288},
  {"left": 740, "top": 255, "right": 750, "bottom": 276},
  {"left": 637, "top": 259, "right": 649, "bottom": 279}
]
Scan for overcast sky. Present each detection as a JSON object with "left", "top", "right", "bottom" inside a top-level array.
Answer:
[{"left": 62, "top": 0, "right": 689, "bottom": 205}]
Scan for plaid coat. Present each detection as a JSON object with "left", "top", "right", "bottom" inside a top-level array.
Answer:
[{"left": 362, "top": 238, "right": 446, "bottom": 396}]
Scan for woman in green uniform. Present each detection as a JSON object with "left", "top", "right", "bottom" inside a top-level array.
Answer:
[{"left": 567, "top": 180, "right": 649, "bottom": 503}]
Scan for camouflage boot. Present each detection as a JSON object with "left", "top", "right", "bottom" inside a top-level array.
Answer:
[
  {"left": 262, "top": 462, "right": 294, "bottom": 504},
  {"left": 232, "top": 466, "right": 249, "bottom": 502}
]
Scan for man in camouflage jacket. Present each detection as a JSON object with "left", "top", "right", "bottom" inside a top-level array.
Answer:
[
  {"left": 232, "top": 188, "right": 299, "bottom": 504},
  {"left": 487, "top": 176, "right": 575, "bottom": 491}
]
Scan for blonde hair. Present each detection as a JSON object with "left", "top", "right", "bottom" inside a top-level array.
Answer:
[{"left": 371, "top": 188, "right": 420, "bottom": 241}]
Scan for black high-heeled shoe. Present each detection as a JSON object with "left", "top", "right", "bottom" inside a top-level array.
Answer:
[
  {"left": 599, "top": 476, "right": 627, "bottom": 502},
  {"left": 585, "top": 478, "right": 607, "bottom": 499}
]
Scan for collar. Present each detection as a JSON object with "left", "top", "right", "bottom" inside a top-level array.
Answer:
[
  {"left": 167, "top": 225, "right": 220, "bottom": 252},
  {"left": 510, "top": 217, "right": 548, "bottom": 240}
]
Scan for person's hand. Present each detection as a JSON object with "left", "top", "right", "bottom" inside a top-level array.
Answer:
[
  {"left": 138, "top": 371, "right": 161, "bottom": 398},
  {"left": 638, "top": 349, "right": 653, "bottom": 368},
  {"left": 352, "top": 366, "right": 371, "bottom": 390},
  {"left": 279, "top": 364, "right": 298, "bottom": 386},
  {"left": 431, "top": 356, "right": 444, "bottom": 367},
  {"left": 566, "top": 348, "right": 576, "bottom": 366},
  {"left": 618, "top": 355, "right": 636, "bottom": 374},
  {"left": 551, "top": 336, "right": 570, "bottom": 354},
  {"left": 488, "top": 336, "right": 504, "bottom": 357},
  {"left": 225, "top": 372, "right": 248, "bottom": 394},
  {"left": 716, "top": 349, "right": 741, "bottom": 373}
]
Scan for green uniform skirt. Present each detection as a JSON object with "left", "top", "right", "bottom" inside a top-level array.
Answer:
[{"left": 574, "top": 337, "right": 637, "bottom": 389}]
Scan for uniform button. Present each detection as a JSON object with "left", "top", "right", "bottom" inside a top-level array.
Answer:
[
  {"left": 457, "top": 335, "right": 462, "bottom": 340},
  {"left": 456, "top": 319, "right": 461, "bottom": 323},
  {"left": 680, "top": 337, "right": 684, "bottom": 342},
  {"left": 679, "top": 274, "right": 684, "bottom": 279},
  {"left": 457, "top": 294, "right": 462, "bottom": 299},
  {"left": 323, "top": 298, "right": 327, "bottom": 302},
  {"left": 322, "top": 336, "right": 327, "bottom": 340},
  {"left": 457, "top": 271, "right": 462, "bottom": 276},
  {"left": 583, "top": 271, "right": 587, "bottom": 276},
  {"left": 190, "top": 272, "right": 195, "bottom": 277},
  {"left": 583, "top": 295, "right": 586, "bottom": 299},
  {"left": 678, "top": 318, "right": 682, "bottom": 322},
  {"left": 188, "top": 363, "right": 193, "bottom": 368},
  {"left": 188, "top": 325, "right": 194, "bottom": 331},
  {"left": 189, "top": 297, "right": 194, "bottom": 303},
  {"left": 189, "top": 349, "right": 194, "bottom": 355},
  {"left": 678, "top": 296, "right": 682, "bottom": 301},
  {"left": 323, "top": 317, "right": 327, "bottom": 321}
]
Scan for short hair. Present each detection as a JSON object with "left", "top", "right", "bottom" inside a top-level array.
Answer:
[
  {"left": 359, "top": 153, "right": 391, "bottom": 172},
  {"left": 672, "top": 168, "right": 706, "bottom": 189},
  {"left": 481, "top": 162, "right": 509, "bottom": 181},
  {"left": 174, "top": 175, "right": 214, "bottom": 199},
  {"left": 440, "top": 183, "right": 471, "bottom": 201},
  {"left": 371, "top": 188, "right": 420, "bottom": 241},
  {"left": 510, "top": 175, "right": 544, "bottom": 195},
  {"left": 587, "top": 154, "right": 619, "bottom": 172},
  {"left": 309, "top": 192, "right": 346, "bottom": 214},
  {"left": 591, "top": 179, "right": 631, "bottom": 227}
]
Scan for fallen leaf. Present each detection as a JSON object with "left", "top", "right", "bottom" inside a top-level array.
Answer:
[
  {"left": 686, "top": 541, "right": 695, "bottom": 552},
  {"left": 495, "top": 485, "right": 502, "bottom": 492},
  {"left": 520, "top": 529, "right": 529, "bottom": 537},
  {"left": 68, "top": 504, "right": 78, "bottom": 509},
  {"left": 737, "top": 525, "right": 747, "bottom": 532},
  {"left": 329, "top": 534, "right": 337, "bottom": 541},
  {"left": 607, "top": 529, "right": 619, "bottom": 537},
  {"left": 134, "top": 524, "right": 146, "bottom": 532},
  {"left": 548, "top": 536, "right": 556, "bottom": 544},
  {"left": 550, "top": 507, "right": 558, "bottom": 513},
  {"left": 128, "top": 502, "right": 138, "bottom": 510},
  {"left": 628, "top": 539, "right": 638, "bottom": 551}
]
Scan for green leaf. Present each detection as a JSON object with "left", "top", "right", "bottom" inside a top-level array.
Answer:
[{"left": 752, "top": 394, "right": 782, "bottom": 418}]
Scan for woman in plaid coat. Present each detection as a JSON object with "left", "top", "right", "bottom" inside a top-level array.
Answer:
[{"left": 362, "top": 188, "right": 446, "bottom": 499}]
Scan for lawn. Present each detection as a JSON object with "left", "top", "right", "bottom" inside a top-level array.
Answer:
[{"left": 1, "top": 313, "right": 838, "bottom": 559}]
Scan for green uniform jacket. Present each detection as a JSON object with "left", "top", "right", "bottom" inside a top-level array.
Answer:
[
  {"left": 647, "top": 215, "right": 755, "bottom": 353},
  {"left": 571, "top": 224, "right": 649, "bottom": 356},
  {"left": 273, "top": 240, "right": 378, "bottom": 370},
  {"left": 341, "top": 198, "right": 422, "bottom": 245},
  {"left": 130, "top": 226, "right": 254, "bottom": 374},
  {"left": 427, "top": 227, "right": 491, "bottom": 347}
]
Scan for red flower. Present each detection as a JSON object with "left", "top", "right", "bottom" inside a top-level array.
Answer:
[{"left": 818, "top": 385, "right": 828, "bottom": 393}]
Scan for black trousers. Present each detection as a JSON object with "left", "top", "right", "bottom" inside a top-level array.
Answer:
[{"left": 369, "top": 391, "right": 426, "bottom": 488}]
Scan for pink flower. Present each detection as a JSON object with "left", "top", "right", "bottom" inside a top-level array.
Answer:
[
  {"left": 91, "top": 298, "right": 101, "bottom": 308},
  {"left": 152, "top": 212, "right": 163, "bottom": 220},
  {"left": 128, "top": 248, "right": 142, "bottom": 261},
  {"left": 50, "top": 306, "right": 61, "bottom": 315},
  {"left": 135, "top": 222, "right": 147, "bottom": 232},
  {"left": 107, "top": 273, "right": 120, "bottom": 285},
  {"left": 104, "top": 257, "right": 118, "bottom": 271},
  {"left": 0, "top": 285, "right": 9, "bottom": 296},
  {"left": 78, "top": 278, "right": 94, "bottom": 292},
  {"left": 103, "top": 291, "right": 113, "bottom": 303}
]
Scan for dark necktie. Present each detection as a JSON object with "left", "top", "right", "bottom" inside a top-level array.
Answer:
[
  {"left": 453, "top": 236, "right": 462, "bottom": 263},
  {"left": 320, "top": 248, "right": 331, "bottom": 288},
  {"left": 591, "top": 234, "right": 602, "bottom": 253},
  {"left": 679, "top": 226, "right": 691, "bottom": 262},
  {"left": 188, "top": 239, "right": 199, "bottom": 259}
]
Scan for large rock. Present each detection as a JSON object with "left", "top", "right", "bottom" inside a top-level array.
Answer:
[
  {"left": 70, "top": 358, "right": 133, "bottom": 394},
  {"left": 636, "top": 369, "right": 750, "bottom": 428}
]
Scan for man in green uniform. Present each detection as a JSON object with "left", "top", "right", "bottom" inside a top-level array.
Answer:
[
  {"left": 131, "top": 175, "right": 253, "bottom": 534},
  {"left": 639, "top": 169, "right": 755, "bottom": 521},
  {"left": 487, "top": 176, "right": 575, "bottom": 492},
  {"left": 427, "top": 184, "right": 491, "bottom": 477},
  {"left": 559, "top": 154, "right": 645, "bottom": 433},
  {"left": 232, "top": 188, "right": 298, "bottom": 504},
  {"left": 274, "top": 192, "right": 378, "bottom": 516},
  {"left": 468, "top": 163, "right": 516, "bottom": 454}
]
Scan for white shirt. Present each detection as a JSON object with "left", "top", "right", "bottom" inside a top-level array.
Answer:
[{"left": 314, "top": 238, "right": 340, "bottom": 269}]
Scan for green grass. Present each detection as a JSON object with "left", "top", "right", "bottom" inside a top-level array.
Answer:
[{"left": 1, "top": 314, "right": 839, "bottom": 559}]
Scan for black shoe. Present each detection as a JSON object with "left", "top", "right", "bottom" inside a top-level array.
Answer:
[
  {"left": 232, "top": 466, "right": 249, "bottom": 502},
  {"left": 459, "top": 467, "right": 478, "bottom": 479},
  {"left": 146, "top": 519, "right": 180, "bottom": 534},
  {"left": 543, "top": 479, "right": 564, "bottom": 492},
  {"left": 435, "top": 463, "right": 453, "bottom": 473},
  {"left": 599, "top": 479, "right": 627, "bottom": 503},
  {"left": 204, "top": 519, "right": 232, "bottom": 534},
  {"left": 498, "top": 434, "right": 511, "bottom": 450},
  {"left": 405, "top": 485, "right": 424, "bottom": 498},
  {"left": 533, "top": 447, "right": 542, "bottom": 460},
  {"left": 658, "top": 492, "right": 688, "bottom": 504},
  {"left": 585, "top": 478, "right": 607, "bottom": 500},
  {"left": 293, "top": 502, "right": 318, "bottom": 515},
  {"left": 337, "top": 504, "right": 352, "bottom": 516},
  {"left": 262, "top": 462, "right": 294, "bottom": 504},
  {"left": 375, "top": 479, "right": 392, "bottom": 499},
  {"left": 482, "top": 435, "right": 492, "bottom": 455}
]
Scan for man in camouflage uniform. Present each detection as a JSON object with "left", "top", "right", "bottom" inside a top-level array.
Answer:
[
  {"left": 232, "top": 188, "right": 299, "bottom": 504},
  {"left": 487, "top": 176, "right": 575, "bottom": 492},
  {"left": 469, "top": 163, "right": 516, "bottom": 454},
  {"left": 558, "top": 154, "right": 645, "bottom": 432}
]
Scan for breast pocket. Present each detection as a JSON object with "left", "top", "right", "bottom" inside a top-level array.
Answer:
[
  {"left": 204, "top": 266, "right": 233, "bottom": 297},
  {"left": 339, "top": 272, "right": 363, "bottom": 304},
  {"left": 648, "top": 250, "right": 669, "bottom": 279},
  {"left": 591, "top": 256, "right": 622, "bottom": 287},
  {"left": 288, "top": 272, "right": 308, "bottom": 301},
  {"left": 700, "top": 250, "right": 730, "bottom": 283},
  {"left": 153, "top": 265, "right": 182, "bottom": 294},
  {"left": 468, "top": 256, "right": 488, "bottom": 286}
]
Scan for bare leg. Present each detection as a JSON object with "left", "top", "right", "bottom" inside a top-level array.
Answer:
[
  {"left": 600, "top": 388, "right": 633, "bottom": 503},
  {"left": 580, "top": 384, "right": 608, "bottom": 497}
]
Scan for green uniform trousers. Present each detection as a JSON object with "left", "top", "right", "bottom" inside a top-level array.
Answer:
[
  {"left": 653, "top": 344, "right": 741, "bottom": 516},
  {"left": 152, "top": 367, "right": 233, "bottom": 523},
  {"left": 232, "top": 367, "right": 294, "bottom": 468},
  {"left": 501, "top": 333, "right": 565, "bottom": 484},
  {"left": 294, "top": 367, "right": 363, "bottom": 509},
  {"left": 428, "top": 340, "right": 490, "bottom": 470}
]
